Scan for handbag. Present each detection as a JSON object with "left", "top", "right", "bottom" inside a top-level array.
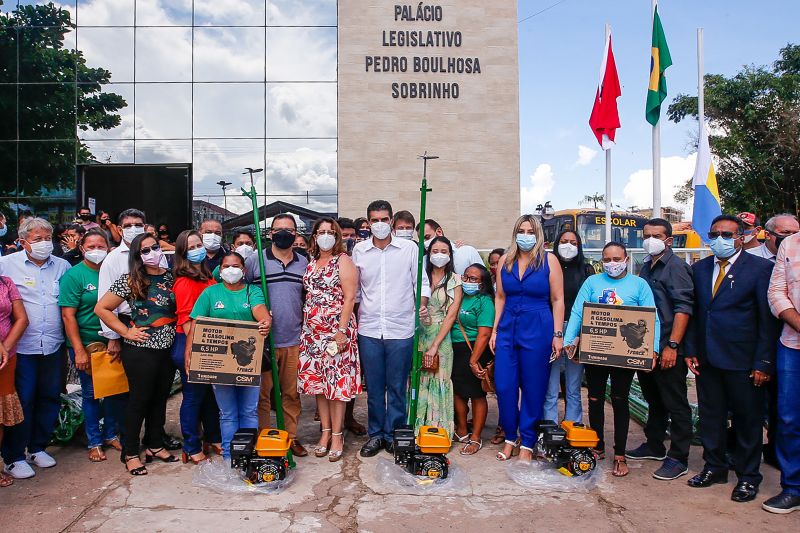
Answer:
[
  {"left": 457, "top": 316, "right": 495, "bottom": 394},
  {"left": 421, "top": 344, "right": 440, "bottom": 372}
]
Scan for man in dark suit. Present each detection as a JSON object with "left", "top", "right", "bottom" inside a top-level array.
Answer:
[{"left": 684, "top": 214, "right": 777, "bottom": 503}]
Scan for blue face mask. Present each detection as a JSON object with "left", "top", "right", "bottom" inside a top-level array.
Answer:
[
  {"left": 0, "top": 224, "right": 6, "bottom": 238},
  {"left": 187, "top": 247, "right": 207, "bottom": 264},
  {"left": 516, "top": 234, "right": 537, "bottom": 251},
  {"left": 462, "top": 282, "right": 480, "bottom": 295},
  {"left": 709, "top": 236, "right": 737, "bottom": 259}
]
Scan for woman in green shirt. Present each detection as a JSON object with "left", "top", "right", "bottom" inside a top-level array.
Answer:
[
  {"left": 60, "top": 229, "right": 126, "bottom": 463},
  {"left": 450, "top": 263, "right": 495, "bottom": 455},
  {"left": 185, "top": 251, "right": 272, "bottom": 461}
]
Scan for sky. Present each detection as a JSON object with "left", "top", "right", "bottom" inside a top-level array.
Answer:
[
  {"left": 4, "top": 0, "right": 798, "bottom": 218},
  {"left": 517, "top": 0, "right": 799, "bottom": 217}
]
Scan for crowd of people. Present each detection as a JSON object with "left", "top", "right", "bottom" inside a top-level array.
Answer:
[{"left": 0, "top": 203, "right": 798, "bottom": 515}]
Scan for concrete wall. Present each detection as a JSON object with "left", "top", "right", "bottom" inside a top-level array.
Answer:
[{"left": 337, "top": 1, "right": 520, "bottom": 249}]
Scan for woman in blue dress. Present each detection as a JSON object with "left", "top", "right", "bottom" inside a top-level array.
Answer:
[{"left": 491, "top": 214, "right": 565, "bottom": 462}]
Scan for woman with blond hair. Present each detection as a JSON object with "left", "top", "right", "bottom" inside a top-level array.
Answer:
[{"left": 490, "top": 214, "right": 564, "bottom": 462}]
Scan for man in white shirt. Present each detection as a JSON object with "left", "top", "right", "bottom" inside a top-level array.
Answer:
[
  {"left": 746, "top": 213, "right": 799, "bottom": 263},
  {"left": 353, "top": 200, "right": 430, "bottom": 457},
  {"left": 421, "top": 219, "right": 484, "bottom": 274}
]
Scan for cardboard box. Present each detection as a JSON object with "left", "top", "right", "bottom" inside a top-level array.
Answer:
[
  {"left": 188, "top": 317, "right": 265, "bottom": 387},
  {"left": 578, "top": 303, "right": 657, "bottom": 371}
]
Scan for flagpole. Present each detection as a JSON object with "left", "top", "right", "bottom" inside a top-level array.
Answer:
[
  {"left": 697, "top": 28, "right": 705, "bottom": 136},
  {"left": 604, "top": 23, "right": 613, "bottom": 244},
  {"left": 651, "top": 0, "right": 661, "bottom": 218}
]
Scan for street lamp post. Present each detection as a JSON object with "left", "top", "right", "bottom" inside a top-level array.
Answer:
[{"left": 216, "top": 180, "right": 233, "bottom": 219}]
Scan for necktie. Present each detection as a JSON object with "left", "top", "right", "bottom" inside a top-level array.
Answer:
[{"left": 712, "top": 259, "right": 729, "bottom": 297}]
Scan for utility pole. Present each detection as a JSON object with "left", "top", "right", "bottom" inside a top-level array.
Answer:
[{"left": 216, "top": 180, "right": 233, "bottom": 219}]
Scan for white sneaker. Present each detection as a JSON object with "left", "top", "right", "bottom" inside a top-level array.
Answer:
[
  {"left": 27, "top": 451, "right": 56, "bottom": 468},
  {"left": 4, "top": 460, "right": 35, "bottom": 479}
]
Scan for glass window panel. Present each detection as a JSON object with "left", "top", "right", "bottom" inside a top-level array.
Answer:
[
  {"left": 194, "top": 83, "right": 265, "bottom": 138},
  {"left": 267, "top": 27, "right": 336, "bottom": 81},
  {"left": 267, "top": 0, "right": 336, "bottom": 26},
  {"left": 194, "top": 27, "right": 264, "bottom": 82},
  {"left": 78, "top": 83, "right": 133, "bottom": 140},
  {"left": 18, "top": 140, "right": 77, "bottom": 196},
  {"left": 134, "top": 139, "right": 191, "bottom": 164},
  {"left": 194, "top": 0, "right": 266, "bottom": 27},
  {"left": 18, "top": 26, "right": 77, "bottom": 82},
  {"left": 265, "top": 139, "right": 337, "bottom": 213},
  {"left": 0, "top": 28, "right": 17, "bottom": 83},
  {"left": 0, "top": 2, "right": 19, "bottom": 17},
  {"left": 135, "top": 27, "right": 191, "bottom": 81},
  {"left": 76, "top": 27, "right": 134, "bottom": 82},
  {"left": 0, "top": 86, "right": 17, "bottom": 141},
  {"left": 134, "top": 83, "right": 191, "bottom": 139},
  {"left": 82, "top": 140, "right": 134, "bottom": 164},
  {"left": 16, "top": 1, "right": 78, "bottom": 19},
  {"left": 19, "top": 82, "right": 76, "bottom": 140},
  {"left": 135, "top": 0, "right": 192, "bottom": 27},
  {"left": 192, "top": 138, "right": 265, "bottom": 214},
  {"left": 266, "top": 82, "right": 336, "bottom": 138},
  {"left": 76, "top": 0, "right": 134, "bottom": 27}
]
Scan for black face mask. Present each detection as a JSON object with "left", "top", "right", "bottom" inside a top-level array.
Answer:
[
  {"left": 272, "top": 230, "right": 295, "bottom": 250},
  {"left": 357, "top": 229, "right": 371, "bottom": 240},
  {"left": 79, "top": 214, "right": 91, "bottom": 221},
  {"left": 774, "top": 234, "right": 787, "bottom": 250}
]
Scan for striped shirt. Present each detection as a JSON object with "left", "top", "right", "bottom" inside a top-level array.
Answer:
[
  {"left": 245, "top": 247, "right": 307, "bottom": 347},
  {"left": 768, "top": 232, "right": 800, "bottom": 349}
]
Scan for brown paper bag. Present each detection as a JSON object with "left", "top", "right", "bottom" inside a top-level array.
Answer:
[{"left": 90, "top": 350, "right": 129, "bottom": 399}]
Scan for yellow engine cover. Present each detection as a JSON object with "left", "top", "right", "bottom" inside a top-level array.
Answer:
[
  {"left": 417, "top": 426, "right": 451, "bottom": 454},
  {"left": 255, "top": 428, "right": 291, "bottom": 457},
  {"left": 561, "top": 421, "right": 600, "bottom": 448}
]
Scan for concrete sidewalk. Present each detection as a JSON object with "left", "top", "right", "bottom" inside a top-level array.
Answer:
[{"left": 2, "top": 392, "right": 796, "bottom": 532}]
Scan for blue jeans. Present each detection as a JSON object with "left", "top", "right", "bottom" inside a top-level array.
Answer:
[
  {"left": 358, "top": 335, "right": 413, "bottom": 442},
  {"left": 171, "top": 333, "right": 221, "bottom": 455},
  {"left": 212, "top": 384, "right": 259, "bottom": 459},
  {"left": 68, "top": 348, "right": 127, "bottom": 448},
  {"left": 1, "top": 349, "right": 63, "bottom": 463},
  {"left": 542, "top": 351, "right": 584, "bottom": 423},
  {"left": 777, "top": 342, "right": 800, "bottom": 495}
]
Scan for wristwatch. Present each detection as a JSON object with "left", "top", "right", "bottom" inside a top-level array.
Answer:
[
  {"left": 553, "top": 331, "right": 563, "bottom": 338},
  {"left": 338, "top": 327, "right": 348, "bottom": 335},
  {"left": 667, "top": 340, "right": 679, "bottom": 350}
]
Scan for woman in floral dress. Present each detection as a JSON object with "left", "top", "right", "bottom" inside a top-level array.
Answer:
[
  {"left": 298, "top": 218, "right": 360, "bottom": 462},
  {"left": 416, "top": 236, "right": 462, "bottom": 437}
]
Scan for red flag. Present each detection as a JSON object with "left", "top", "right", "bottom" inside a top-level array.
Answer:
[{"left": 589, "top": 33, "right": 621, "bottom": 149}]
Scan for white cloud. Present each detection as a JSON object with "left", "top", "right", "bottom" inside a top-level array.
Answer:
[
  {"left": 521, "top": 164, "right": 555, "bottom": 214},
  {"left": 622, "top": 154, "right": 697, "bottom": 213},
  {"left": 575, "top": 145, "right": 598, "bottom": 166}
]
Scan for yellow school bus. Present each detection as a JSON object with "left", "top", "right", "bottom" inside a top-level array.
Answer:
[
  {"left": 672, "top": 228, "right": 702, "bottom": 249},
  {"left": 542, "top": 209, "right": 648, "bottom": 250}
]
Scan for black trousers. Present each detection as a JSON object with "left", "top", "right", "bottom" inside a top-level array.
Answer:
[
  {"left": 696, "top": 364, "right": 764, "bottom": 485},
  {"left": 120, "top": 344, "right": 174, "bottom": 457},
  {"left": 585, "top": 364, "right": 635, "bottom": 456},
  {"left": 637, "top": 358, "right": 693, "bottom": 463}
]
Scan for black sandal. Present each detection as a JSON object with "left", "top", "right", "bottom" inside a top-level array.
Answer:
[
  {"left": 124, "top": 455, "right": 148, "bottom": 476},
  {"left": 145, "top": 447, "right": 179, "bottom": 463}
]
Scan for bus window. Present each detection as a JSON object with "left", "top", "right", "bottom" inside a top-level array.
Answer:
[
  {"left": 577, "top": 214, "right": 646, "bottom": 249},
  {"left": 542, "top": 215, "right": 573, "bottom": 245},
  {"left": 672, "top": 234, "right": 687, "bottom": 248}
]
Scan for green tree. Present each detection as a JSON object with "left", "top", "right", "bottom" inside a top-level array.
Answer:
[
  {"left": 0, "top": 1, "right": 126, "bottom": 217},
  {"left": 580, "top": 193, "right": 605, "bottom": 209},
  {"left": 668, "top": 44, "right": 800, "bottom": 216}
]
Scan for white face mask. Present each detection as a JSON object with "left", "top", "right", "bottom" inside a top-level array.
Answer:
[
  {"left": 235, "top": 244, "right": 254, "bottom": 260},
  {"left": 643, "top": 237, "right": 666, "bottom": 256},
  {"left": 28, "top": 240, "right": 54, "bottom": 261},
  {"left": 370, "top": 221, "right": 392, "bottom": 240},
  {"left": 316, "top": 233, "right": 336, "bottom": 251},
  {"left": 603, "top": 261, "right": 627, "bottom": 278},
  {"left": 743, "top": 233, "right": 756, "bottom": 244},
  {"left": 394, "top": 229, "right": 414, "bottom": 240},
  {"left": 430, "top": 253, "right": 450, "bottom": 268},
  {"left": 423, "top": 238, "right": 433, "bottom": 249},
  {"left": 84, "top": 249, "right": 108, "bottom": 265},
  {"left": 203, "top": 233, "right": 222, "bottom": 251},
  {"left": 558, "top": 243, "right": 578, "bottom": 260},
  {"left": 220, "top": 266, "right": 244, "bottom": 284},
  {"left": 122, "top": 225, "right": 145, "bottom": 244}
]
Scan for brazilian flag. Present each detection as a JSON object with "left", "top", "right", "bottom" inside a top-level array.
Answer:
[{"left": 646, "top": 5, "right": 672, "bottom": 126}]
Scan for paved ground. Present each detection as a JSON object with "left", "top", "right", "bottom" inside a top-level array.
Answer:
[{"left": 3, "top": 390, "right": 797, "bottom": 532}]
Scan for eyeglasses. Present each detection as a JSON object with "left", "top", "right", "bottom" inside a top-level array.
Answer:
[
  {"left": 462, "top": 276, "right": 481, "bottom": 283},
  {"left": 708, "top": 231, "right": 738, "bottom": 239},
  {"left": 271, "top": 228, "right": 296, "bottom": 235},
  {"left": 317, "top": 230, "right": 336, "bottom": 236},
  {"left": 139, "top": 243, "right": 161, "bottom": 255}
]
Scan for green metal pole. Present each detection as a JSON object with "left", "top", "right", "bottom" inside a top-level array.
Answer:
[
  {"left": 241, "top": 182, "right": 294, "bottom": 468},
  {"left": 406, "top": 166, "right": 432, "bottom": 426}
]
